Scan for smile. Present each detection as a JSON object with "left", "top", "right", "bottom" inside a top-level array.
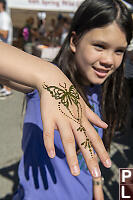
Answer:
[{"left": 92, "top": 66, "right": 110, "bottom": 78}]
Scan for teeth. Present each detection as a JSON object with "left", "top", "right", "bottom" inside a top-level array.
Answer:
[
  {"left": 97, "top": 69, "right": 107, "bottom": 73},
  {"left": 93, "top": 67, "right": 108, "bottom": 73}
]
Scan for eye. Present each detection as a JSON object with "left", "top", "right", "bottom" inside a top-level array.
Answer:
[
  {"left": 94, "top": 44, "right": 105, "bottom": 51},
  {"left": 115, "top": 49, "right": 125, "bottom": 55}
]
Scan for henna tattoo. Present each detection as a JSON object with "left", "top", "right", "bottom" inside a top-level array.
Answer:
[{"left": 42, "top": 82, "right": 93, "bottom": 157}]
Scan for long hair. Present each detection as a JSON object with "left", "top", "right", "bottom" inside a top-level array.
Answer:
[{"left": 53, "top": 0, "right": 133, "bottom": 151}]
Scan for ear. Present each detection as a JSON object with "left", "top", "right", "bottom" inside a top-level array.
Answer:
[{"left": 70, "top": 31, "right": 77, "bottom": 53}]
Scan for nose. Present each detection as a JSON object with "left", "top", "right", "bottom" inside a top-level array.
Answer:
[{"left": 100, "top": 51, "right": 114, "bottom": 68}]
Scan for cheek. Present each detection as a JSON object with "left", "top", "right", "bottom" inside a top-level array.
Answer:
[
  {"left": 75, "top": 45, "right": 101, "bottom": 69},
  {"left": 88, "top": 49, "right": 103, "bottom": 63},
  {"left": 81, "top": 50, "right": 101, "bottom": 65},
  {"left": 114, "top": 56, "right": 124, "bottom": 70}
]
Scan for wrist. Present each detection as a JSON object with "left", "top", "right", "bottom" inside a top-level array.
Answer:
[
  {"left": 35, "top": 61, "right": 55, "bottom": 93},
  {"left": 35, "top": 61, "right": 66, "bottom": 94}
]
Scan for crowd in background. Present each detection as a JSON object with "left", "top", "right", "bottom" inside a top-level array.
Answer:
[{"left": 14, "top": 13, "right": 72, "bottom": 54}]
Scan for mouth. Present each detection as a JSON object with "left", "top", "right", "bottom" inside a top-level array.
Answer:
[{"left": 92, "top": 66, "right": 110, "bottom": 78}]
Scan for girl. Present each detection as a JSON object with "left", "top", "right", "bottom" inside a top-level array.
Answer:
[
  {"left": 1, "top": 0, "right": 132, "bottom": 199},
  {"left": 52, "top": 0, "right": 132, "bottom": 199}
]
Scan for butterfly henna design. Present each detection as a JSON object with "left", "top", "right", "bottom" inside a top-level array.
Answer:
[{"left": 42, "top": 82, "right": 93, "bottom": 157}]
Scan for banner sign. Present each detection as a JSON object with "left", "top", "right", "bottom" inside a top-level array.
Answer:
[{"left": 7, "top": 0, "right": 84, "bottom": 12}]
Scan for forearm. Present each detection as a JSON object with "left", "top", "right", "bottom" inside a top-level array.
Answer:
[
  {"left": 0, "top": 42, "right": 61, "bottom": 92},
  {"left": 0, "top": 76, "right": 34, "bottom": 93}
]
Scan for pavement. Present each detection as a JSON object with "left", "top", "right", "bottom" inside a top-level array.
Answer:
[
  {"left": 0, "top": 90, "right": 133, "bottom": 200},
  {"left": 0, "top": 90, "right": 24, "bottom": 200}
]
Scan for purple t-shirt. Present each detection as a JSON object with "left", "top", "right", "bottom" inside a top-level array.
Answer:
[{"left": 13, "top": 85, "right": 103, "bottom": 200}]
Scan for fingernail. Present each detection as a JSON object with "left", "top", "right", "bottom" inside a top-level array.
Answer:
[
  {"left": 105, "top": 159, "right": 112, "bottom": 168},
  {"left": 103, "top": 122, "right": 108, "bottom": 128},
  {"left": 72, "top": 165, "right": 80, "bottom": 175},
  {"left": 49, "top": 150, "right": 55, "bottom": 158},
  {"left": 92, "top": 168, "right": 101, "bottom": 177}
]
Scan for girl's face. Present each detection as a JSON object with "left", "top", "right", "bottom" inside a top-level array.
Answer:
[{"left": 70, "top": 22, "right": 127, "bottom": 85}]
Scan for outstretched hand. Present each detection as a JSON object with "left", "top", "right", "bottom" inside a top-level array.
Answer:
[
  {"left": 0, "top": 42, "right": 111, "bottom": 177},
  {"left": 37, "top": 64, "right": 111, "bottom": 177}
]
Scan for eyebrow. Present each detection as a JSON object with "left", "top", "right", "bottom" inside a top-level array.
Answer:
[{"left": 92, "top": 40, "right": 127, "bottom": 50}]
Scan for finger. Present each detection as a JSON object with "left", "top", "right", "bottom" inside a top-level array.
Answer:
[
  {"left": 40, "top": 166, "right": 48, "bottom": 190},
  {"left": 72, "top": 118, "right": 111, "bottom": 171},
  {"left": 85, "top": 104, "right": 108, "bottom": 129},
  {"left": 73, "top": 126, "right": 101, "bottom": 178},
  {"left": 43, "top": 117, "right": 55, "bottom": 158},
  {"left": 24, "top": 161, "right": 29, "bottom": 180},
  {"left": 40, "top": 96, "right": 56, "bottom": 158},
  {"left": 57, "top": 119, "right": 80, "bottom": 176},
  {"left": 82, "top": 118, "right": 112, "bottom": 168},
  {"left": 32, "top": 166, "right": 39, "bottom": 189}
]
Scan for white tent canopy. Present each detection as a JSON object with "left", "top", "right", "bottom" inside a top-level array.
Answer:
[{"left": 7, "top": 0, "right": 84, "bottom": 12}]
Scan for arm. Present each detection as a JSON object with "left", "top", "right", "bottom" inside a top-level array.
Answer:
[
  {"left": 0, "top": 41, "right": 54, "bottom": 88},
  {"left": 0, "top": 76, "right": 34, "bottom": 93},
  {"left": 0, "top": 41, "right": 111, "bottom": 177},
  {"left": 0, "top": 30, "right": 8, "bottom": 39}
]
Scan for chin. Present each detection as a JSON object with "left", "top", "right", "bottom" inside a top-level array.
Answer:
[{"left": 87, "top": 77, "right": 106, "bottom": 85}]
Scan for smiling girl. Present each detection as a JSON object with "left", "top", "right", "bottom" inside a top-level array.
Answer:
[{"left": 51, "top": 0, "right": 132, "bottom": 199}]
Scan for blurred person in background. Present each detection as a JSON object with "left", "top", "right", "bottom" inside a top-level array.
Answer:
[
  {"left": 46, "top": 18, "right": 58, "bottom": 46},
  {"left": 38, "top": 12, "right": 47, "bottom": 38},
  {"left": 60, "top": 17, "right": 71, "bottom": 45},
  {"left": 22, "top": 17, "right": 37, "bottom": 54},
  {"left": 54, "top": 14, "right": 65, "bottom": 45},
  {"left": 48, "top": 18, "right": 56, "bottom": 34},
  {"left": 0, "top": 0, "right": 13, "bottom": 97}
]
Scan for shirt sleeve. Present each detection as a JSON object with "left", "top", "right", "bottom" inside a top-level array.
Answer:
[{"left": 26, "top": 89, "right": 36, "bottom": 98}]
